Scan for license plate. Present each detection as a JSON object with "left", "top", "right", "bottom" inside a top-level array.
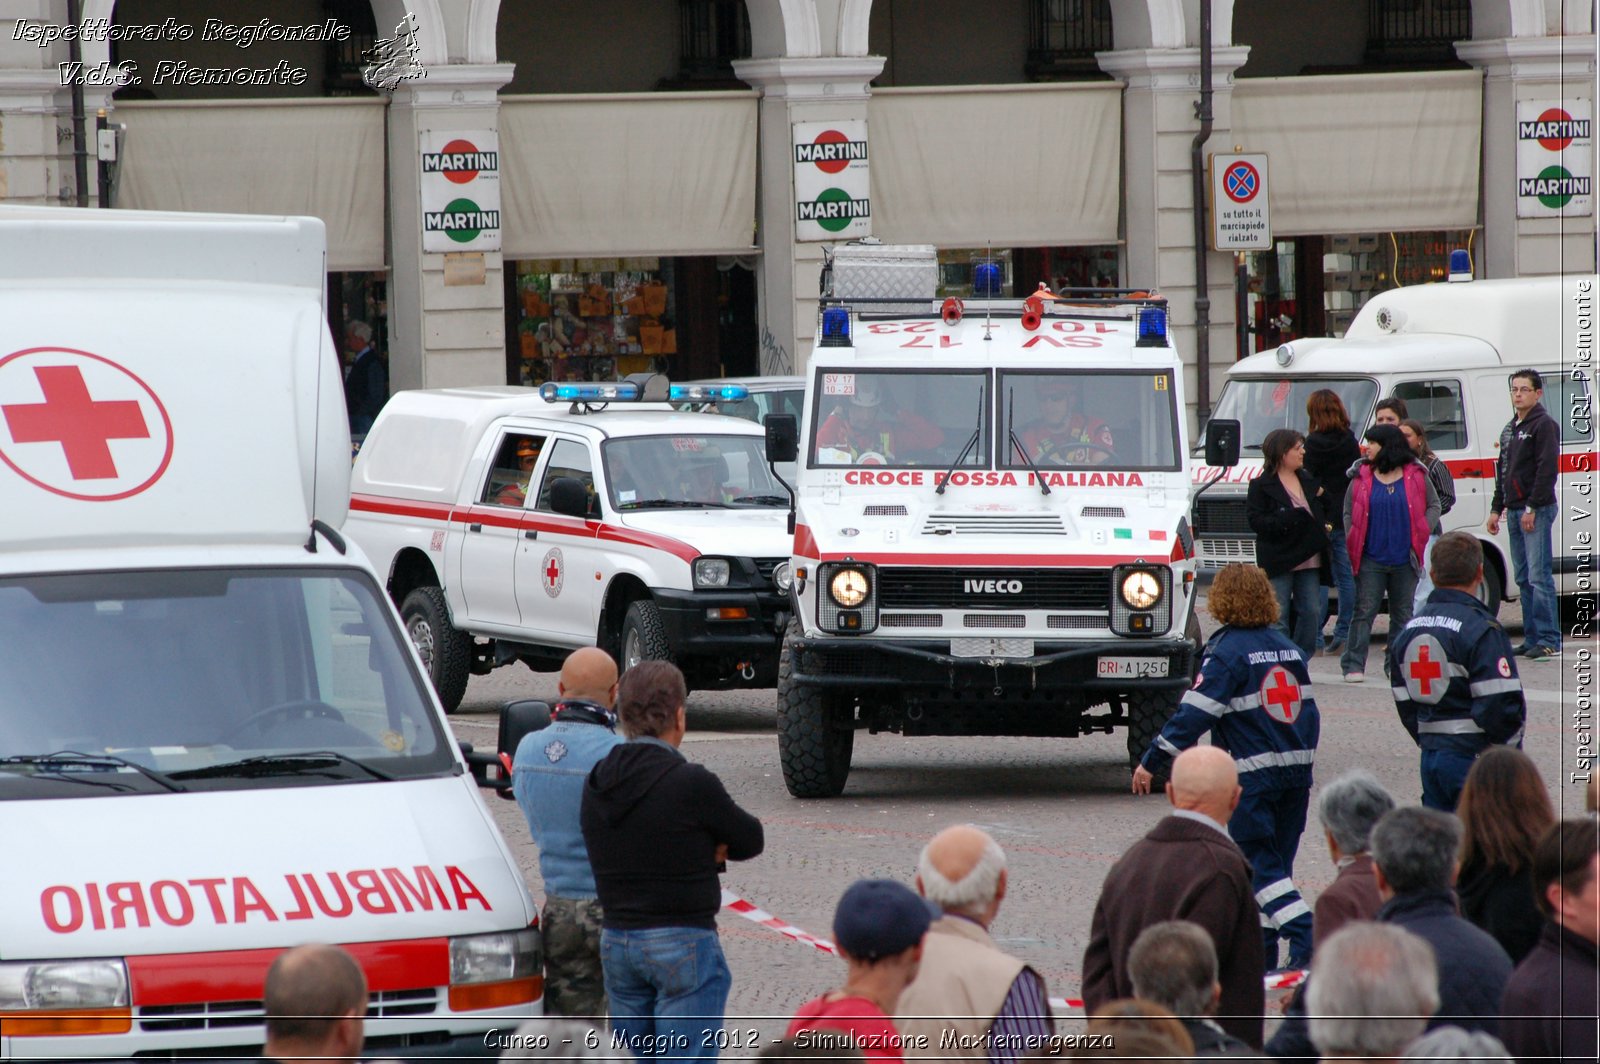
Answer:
[{"left": 1097, "top": 656, "right": 1170, "bottom": 678}]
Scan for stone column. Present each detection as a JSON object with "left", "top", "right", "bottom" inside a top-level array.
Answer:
[
  {"left": 1457, "top": 35, "right": 1598, "bottom": 279},
  {"left": 385, "top": 63, "right": 515, "bottom": 393},
  {"left": 1098, "top": 47, "right": 1249, "bottom": 435},
  {"left": 733, "top": 55, "right": 883, "bottom": 377}
]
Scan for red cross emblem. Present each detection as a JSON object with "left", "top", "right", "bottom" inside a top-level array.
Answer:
[
  {"left": 1403, "top": 635, "right": 1449, "bottom": 704},
  {"left": 0, "top": 348, "right": 173, "bottom": 501},
  {"left": 1260, "top": 665, "right": 1303, "bottom": 724},
  {"left": 541, "top": 546, "right": 564, "bottom": 598}
]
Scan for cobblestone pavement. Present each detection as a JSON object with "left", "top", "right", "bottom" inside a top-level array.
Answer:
[{"left": 449, "top": 592, "right": 1592, "bottom": 1046}]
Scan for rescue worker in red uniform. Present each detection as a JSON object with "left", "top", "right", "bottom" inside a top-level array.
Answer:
[
  {"left": 816, "top": 378, "right": 942, "bottom": 464},
  {"left": 1017, "top": 376, "right": 1113, "bottom": 465},
  {"left": 1133, "top": 563, "right": 1321, "bottom": 972}
]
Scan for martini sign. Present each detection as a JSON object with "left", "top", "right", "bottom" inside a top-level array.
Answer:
[
  {"left": 794, "top": 120, "right": 871, "bottom": 241},
  {"left": 1516, "top": 100, "right": 1592, "bottom": 218},
  {"left": 420, "top": 130, "right": 501, "bottom": 251}
]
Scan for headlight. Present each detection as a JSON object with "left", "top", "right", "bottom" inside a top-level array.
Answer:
[
  {"left": 773, "top": 561, "right": 793, "bottom": 591},
  {"left": 449, "top": 929, "right": 542, "bottom": 985},
  {"left": 829, "top": 567, "right": 870, "bottom": 607},
  {"left": 0, "top": 960, "right": 128, "bottom": 1009},
  {"left": 693, "top": 557, "right": 732, "bottom": 589},
  {"left": 1120, "top": 570, "right": 1163, "bottom": 610}
]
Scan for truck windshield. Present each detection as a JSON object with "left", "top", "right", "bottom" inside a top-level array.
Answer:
[
  {"left": 1000, "top": 370, "right": 1180, "bottom": 470},
  {"left": 0, "top": 568, "right": 453, "bottom": 796},
  {"left": 1205, "top": 377, "right": 1380, "bottom": 453},
  {"left": 809, "top": 369, "right": 988, "bottom": 469},
  {"left": 604, "top": 434, "right": 788, "bottom": 509}
]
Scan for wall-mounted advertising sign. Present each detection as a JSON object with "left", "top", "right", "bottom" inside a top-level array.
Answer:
[
  {"left": 794, "top": 120, "right": 870, "bottom": 242},
  {"left": 421, "top": 130, "right": 501, "bottom": 252},
  {"left": 1516, "top": 100, "right": 1592, "bottom": 219}
]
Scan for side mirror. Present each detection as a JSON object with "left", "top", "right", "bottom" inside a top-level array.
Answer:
[
  {"left": 1204, "top": 418, "right": 1241, "bottom": 468},
  {"left": 764, "top": 413, "right": 799, "bottom": 464},
  {"left": 549, "top": 477, "right": 589, "bottom": 518},
  {"left": 498, "top": 699, "right": 552, "bottom": 761}
]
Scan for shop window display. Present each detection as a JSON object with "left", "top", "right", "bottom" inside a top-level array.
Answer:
[{"left": 511, "top": 259, "right": 678, "bottom": 386}]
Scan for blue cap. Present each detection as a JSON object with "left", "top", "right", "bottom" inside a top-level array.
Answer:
[{"left": 832, "top": 879, "right": 940, "bottom": 961}]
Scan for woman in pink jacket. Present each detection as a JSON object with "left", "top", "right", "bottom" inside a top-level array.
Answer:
[{"left": 1340, "top": 423, "right": 1439, "bottom": 683}]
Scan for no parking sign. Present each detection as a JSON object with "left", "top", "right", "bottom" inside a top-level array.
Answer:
[{"left": 1210, "top": 152, "right": 1271, "bottom": 251}]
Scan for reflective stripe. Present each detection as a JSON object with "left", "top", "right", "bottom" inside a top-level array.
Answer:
[
  {"left": 1259, "top": 911, "right": 1276, "bottom": 928},
  {"left": 1445, "top": 663, "right": 1470, "bottom": 678},
  {"left": 1469, "top": 678, "right": 1523, "bottom": 697},
  {"left": 1256, "top": 879, "right": 1297, "bottom": 905},
  {"left": 1235, "top": 749, "right": 1317, "bottom": 773},
  {"left": 1271, "top": 900, "right": 1313, "bottom": 925},
  {"left": 1155, "top": 734, "right": 1183, "bottom": 757},
  {"left": 1231, "top": 692, "right": 1263, "bottom": 712},
  {"left": 1180, "top": 690, "right": 1229, "bottom": 717},
  {"left": 1392, "top": 686, "right": 1410, "bottom": 700},
  {"left": 1503, "top": 727, "right": 1525, "bottom": 747},
  {"left": 1418, "top": 718, "right": 1485, "bottom": 735}
]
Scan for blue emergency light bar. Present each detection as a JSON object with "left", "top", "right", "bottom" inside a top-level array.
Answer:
[
  {"left": 539, "top": 382, "right": 642, "bottom": 403},
  {"left": 1135, "top": 305, "right": 1168, "bottom": 347},
  {"left": 1448, "top": 248, "right": 1472, "bottom": 282},
  {"left": 819, "top": 306, "right": 852, "bottom": 347},
  {"left": 668, "top": 384, "right": 751, "bottom": 402},
  {"left": 973, "top": 260, "right": 1004, "bottom": 297}
]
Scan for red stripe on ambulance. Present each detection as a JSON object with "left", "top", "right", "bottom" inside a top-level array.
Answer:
[{"left": 127, "top": 937, "right": 451, "bottom": 1006}]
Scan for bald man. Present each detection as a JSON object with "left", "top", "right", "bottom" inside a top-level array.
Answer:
[
  {"left": 896, "top": 825, "right": 1053, "bottom": 1059},
  {"left": 263, "top": 944, "right": 366, "bottom": 1061},
  {"left": 1081, "top": 747, "right": 1266, "bottom": 1048},
  {"left": 512, "top": 647, "right": 625, "bottom": 1017}
]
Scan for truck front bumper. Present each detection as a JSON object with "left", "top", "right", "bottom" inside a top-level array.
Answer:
[
  {"left": 787, "top": 635, "right": 1197, "bottom": 693},
  {"left": 653, "top": 588, "right": 789, "bottom": 662}
]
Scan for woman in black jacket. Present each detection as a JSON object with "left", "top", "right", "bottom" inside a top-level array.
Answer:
[
  {"left": 1246, "top": 428, "right": 1331, "bottom": 660},
  {"left": 1455, "top": 747, "right": 1553, "bottom": 964},
  {"left": 1303, "top": 389, "right": 1361, "bottom": 654}
]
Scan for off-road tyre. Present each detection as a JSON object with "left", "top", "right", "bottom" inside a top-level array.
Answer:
[
  {"left": 776, "top": 624, "right": 854, "bottom": 798},
  {"left": 1476, "top": 557, "right": 1504, "bottom": 617},
  {"left": 1125, "top": 610, "right": 1205, "bottom": 775},
  {"left": 400, "top": 586, "right": 472, "bottom": 714},
  {"left": 621, "top": 599, "right": 672, "bottom": 673}
]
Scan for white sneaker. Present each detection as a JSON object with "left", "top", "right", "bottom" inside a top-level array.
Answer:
[{"left": 1343, "top": 672, "right": 1365, "bottom": 684}]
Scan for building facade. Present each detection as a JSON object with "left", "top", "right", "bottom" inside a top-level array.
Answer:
[{"left": 2, "top": 0, "right": 1593, "bottom": 431}]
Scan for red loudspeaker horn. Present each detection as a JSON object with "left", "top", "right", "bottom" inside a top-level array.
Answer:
[
  {"left": 1021, "top": 295, "right": 1044, "bottom": 331},
  {"left": 941, "top": 297, "right": 964, "bottom": 325}
]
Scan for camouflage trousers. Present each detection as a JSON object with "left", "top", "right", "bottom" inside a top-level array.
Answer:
[{"left": 542, "top": 894, "right": 608, "bottom": 1018}]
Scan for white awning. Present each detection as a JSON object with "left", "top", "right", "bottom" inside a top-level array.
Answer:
[
  {"left": 115, "top": 99, "right": 387, "bottom": 272},
  {"left": 1231, "top": 70, "right": 1482, "bottom": 236},
  {"left": 499, "top": 92, "right": 758, "bottom": 258},
  {"left": 867, "top": 83, "right": 1123, "bottom": 247}
]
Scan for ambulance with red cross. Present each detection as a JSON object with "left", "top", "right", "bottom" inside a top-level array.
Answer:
[
  {"left": 768, "top": 264, "right": 1211, "bottom": 798},
  {"left": 344, "top": 376, "right": 795, "bottom": 710},
  {"left": 0, "top": 207, "right": 541, "bottom": 1058},
  {"left": 1191, "top": 273, "right": 1595, "bottom": 616}
]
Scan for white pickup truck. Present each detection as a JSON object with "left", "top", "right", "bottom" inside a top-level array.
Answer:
[{"left": 346, "top": 378, "right": 796, "bottom": 710}]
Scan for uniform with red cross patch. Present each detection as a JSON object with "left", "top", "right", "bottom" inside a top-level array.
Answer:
[
  {"left": 1402, "top": 634, "right": 1450, "bottom": 704},
  {"left": 541, "top": 546, "right": 564, "bottom": 598},
  {"left": 1260, "top": 665, "right": 1304, "bottom": 724}
]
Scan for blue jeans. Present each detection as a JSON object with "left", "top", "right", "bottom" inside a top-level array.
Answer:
[
  {"left": 1342, "top": 559, "right": 1418, "bottom": 676},
  {"left": 1270, "top": 568, "right": 1322, "bottom": 661},
  {"left": 1507, "top": 504, "right": 1561, "bottom": 650},
  {"left": 1319, "top": 531, "right": 1355, "bottom": 645},
  {"left": 1420, "top": 748, "right": 1479, "bottom": 812},
  {"left": 1412, "top": 534, "right": 1440, "bottom": 615},
  {"left": 602, "top": 926, "right": 731, "bottom": 1061},
  {"left": 1230, "top": 786, "right": 1313, "bottom": 970}
]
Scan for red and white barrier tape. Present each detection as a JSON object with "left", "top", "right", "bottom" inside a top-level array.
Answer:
[{"left": 721, "top": 888, "right": 1306, "bottom": 1010}]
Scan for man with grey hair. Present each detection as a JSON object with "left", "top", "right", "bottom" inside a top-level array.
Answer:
[
  {"left": 896, "top": 824, "right": 1052, "bottom": 1060},
  {"left": 1126, "top": 921, "right": 1253, "bottom": 1056},
  {"left": 343, "top": 318, "right": 387, "bottom": 433},
  {"left": 1401, "top": 1026, "right": 1512, "bottom": 1063},
  {"left": 1314, "top": 770, "right": 1396, "bottom": 949},
  {"left": 1307, "top": 923, "right": 1439, "bottom": 1062}
]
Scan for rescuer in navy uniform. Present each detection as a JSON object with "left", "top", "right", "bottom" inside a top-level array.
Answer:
[
  {"left": 1133, "top": 563, "right": 1321, "bottom": 972},
  {"left": 1386, "top": 530, "right": 1527, "bottom": 813}
]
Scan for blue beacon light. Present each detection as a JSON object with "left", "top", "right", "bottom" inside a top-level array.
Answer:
[
  {"left": 819, "top": 306, "right": 852, "bottom": 347},
  {"left": 1135, "top": 305, "right": 1168, "bottom": 347}
]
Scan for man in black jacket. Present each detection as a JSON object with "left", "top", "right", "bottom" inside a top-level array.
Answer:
[
  {"left": 1487, "top": 369, "right": 1562, "bottom": 660},
  {"left": 1128, "top": 921, "right": 1255, "bottom": 1057},
  {"left": 580, "top": 660, "right": 763, "bottom": 1062}
]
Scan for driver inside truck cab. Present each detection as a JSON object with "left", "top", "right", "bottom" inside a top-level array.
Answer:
[
  {"left": 1018, "top": 377, "right": 1114, "bottom": 465},
  {"left": 815, "top": 378, "right": 943, "bottom": 464},
  {"left": 679, "top": 448, "right": 739, "bottom": 504},
  {"left": 494, "top": 437, "right": 542, "bottom": 506}
]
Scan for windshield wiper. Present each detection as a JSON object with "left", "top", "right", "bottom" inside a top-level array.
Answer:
[
  {"left": 1006, "top": 387, "right": 1051, "bottom": 497},
  {"left": 935, "top": 383, "right": 986, "bottom": 496},
  {"left": 730, "top": 495, "right": 789, "bottom": 506},
  {"left": 619, "top": 499, "right": 729, "bottom": 510},
  {"left": 1, "top": 752, "right": 186, "bottom": 792},
  {"left": 170, "top": 751, "right": 392, "bottom": 782}
]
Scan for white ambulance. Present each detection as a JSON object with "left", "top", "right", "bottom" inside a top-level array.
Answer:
[
  {"left": 771, "top": 269, "right": 1207, "bottom": 797},
  {"left": 1192, "top": 275, "right": 1595, "bottom": 614},
  {"left": 0, "top": 208, "right": 539, "bottom": 1059}
]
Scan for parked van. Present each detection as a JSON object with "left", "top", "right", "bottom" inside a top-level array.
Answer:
[
  {"left": 0, "top": 207, "right": 538, "bottom": 1059},
  {"left": 1192, "top": 275, "right": 1594, "bottom": 614}
]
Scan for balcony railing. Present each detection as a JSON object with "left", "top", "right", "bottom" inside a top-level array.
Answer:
[
  {"left": 1366, "top": 0, "right": 1472, "bottom": 67},
  {"left": 1026, "top": 0, "right": 1115, "bottom": 81}
]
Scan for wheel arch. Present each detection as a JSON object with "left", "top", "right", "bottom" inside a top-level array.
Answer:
[
  {"left": 388, "top": 547, "right": 442, "bottom": 608},
  {"left": 597, "top": 573, "right": 654, "bottom": 658}
]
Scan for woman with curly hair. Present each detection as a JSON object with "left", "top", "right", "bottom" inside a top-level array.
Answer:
[
  {"left": 1132, "top": 564, "right": 1320, "bottom": 971},
  {"left": 1340, "top": 423, "right": 1440, "bottom": 683},
  {"left": 1455, "top": 747, "right": 1554, "bottom": 963}
]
